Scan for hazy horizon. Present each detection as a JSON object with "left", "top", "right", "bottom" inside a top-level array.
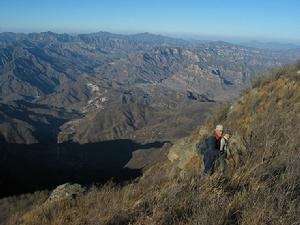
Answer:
[{"left": 1, "top": 0, "right": 300, "bottom": 44}]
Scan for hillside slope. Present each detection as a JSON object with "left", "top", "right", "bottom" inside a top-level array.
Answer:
[{"left": 0, "top": 62, "right": 299, "bottom": 225}]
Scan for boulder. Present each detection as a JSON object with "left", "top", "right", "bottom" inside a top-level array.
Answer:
[{"left": 47, "top": 183, "right": 85, "bottom": 203}]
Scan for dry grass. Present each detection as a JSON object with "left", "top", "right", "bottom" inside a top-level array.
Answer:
[
  {"left": 1, "top": 62, "right": 300, "bottom": 225},
  {"left": 0, "top": 191, "right": 49, "bottom": 225},
  {"left": 251, "top": 60, "right": 300, "bottom": 89}
]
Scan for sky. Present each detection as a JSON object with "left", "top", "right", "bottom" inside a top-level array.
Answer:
[{"left": 0, "top": 0, "right": 300, "bottom": 43}]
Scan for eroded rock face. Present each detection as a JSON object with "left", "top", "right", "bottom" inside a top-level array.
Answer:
[
  {"left": 167, "top": 126, "right": 209, "bottom": 170},
  {"left": 46, "top": 183, "right": 85, "bottom": 203}
]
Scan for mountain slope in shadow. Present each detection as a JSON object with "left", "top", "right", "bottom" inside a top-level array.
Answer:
[{"left": 0, "top": 139, "right": 167, "bottom": 197}]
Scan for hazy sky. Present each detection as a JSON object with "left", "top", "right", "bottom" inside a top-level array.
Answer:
[{"left": 1, "top": 0, "right": 300, "bottom": 43}]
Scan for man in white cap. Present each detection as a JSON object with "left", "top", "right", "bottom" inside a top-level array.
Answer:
[{"left": 203, "top": 124, "right": 223, "bottom": 175}]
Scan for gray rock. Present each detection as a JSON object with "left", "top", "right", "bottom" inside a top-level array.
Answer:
[{"left": 47, "top": 183, "right": 85, "bottom": 203}]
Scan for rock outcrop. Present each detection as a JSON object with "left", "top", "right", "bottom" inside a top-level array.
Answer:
[{"left": 46, "top": 183, "right": 85, "bottom": 203}]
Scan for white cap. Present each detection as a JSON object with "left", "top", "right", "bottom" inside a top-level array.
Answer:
[{"left": 215, "top": 124, "right": 223, "bottom": 131}]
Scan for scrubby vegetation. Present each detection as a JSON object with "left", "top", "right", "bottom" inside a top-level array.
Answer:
[{"left": 1, "top": 61, "right": 300, "bottom": 225}]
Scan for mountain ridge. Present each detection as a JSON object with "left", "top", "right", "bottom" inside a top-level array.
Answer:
[{"left": 2, "top": 31, "right": 299, "bottom": 145}]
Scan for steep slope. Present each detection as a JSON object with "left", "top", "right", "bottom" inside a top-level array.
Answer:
[
  {"left": 57, "top": 86, "right": 215, "bottom": 144},
  {"left": 139, "top": 61, "right": 300, "bottom": 224},
  {"left": 0, "top": 100, "right": 76, "bottom": 144},
  {"left": 168, "top": 61, "right": 300, "bottom": 174},
  {"left": 1, "top": 62, "right": 299, "bottom": 225}
]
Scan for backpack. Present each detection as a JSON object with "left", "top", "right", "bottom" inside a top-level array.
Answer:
[{"left": 195, "top": 138, "right": 208, "bottom": 155}]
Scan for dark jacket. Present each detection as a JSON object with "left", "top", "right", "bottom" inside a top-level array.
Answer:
[
  {"left": 206, "top": 135, "right": 221, "bottom": 155},
  {"left": 203, "top": 135, "right": 221, "bottom": 174}
]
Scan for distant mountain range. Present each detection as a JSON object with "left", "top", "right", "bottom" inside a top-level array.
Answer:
[
  {"left": 1, "top": 31, "right": 300, "bottom": 145},
  {"left": 240, "top": 40, "right": 300, "bottom": 50}
]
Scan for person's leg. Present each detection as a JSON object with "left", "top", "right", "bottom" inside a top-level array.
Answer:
[
  {"left": 211, "top": 152, "right": 218, "bottom": 174},
  {"left": 218, "top": 153, "right": 226, "bottom": 173},
  {"left": 203, "top": 151, "right": 213, "bottom": 175},
  {"left": 203, "top": 152, "right": 210, "bottom": 175}
]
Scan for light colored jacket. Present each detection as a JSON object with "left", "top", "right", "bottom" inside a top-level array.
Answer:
[{"left": 220, "top": 137, "right": 230, "bottom": 155}]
